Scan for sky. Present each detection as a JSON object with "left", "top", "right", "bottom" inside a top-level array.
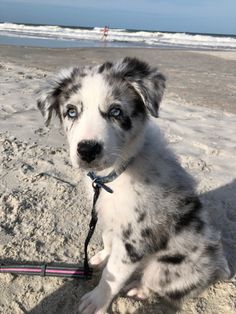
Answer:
[{"left": 0, "top": 0, "right": 236, "bottom": 35}]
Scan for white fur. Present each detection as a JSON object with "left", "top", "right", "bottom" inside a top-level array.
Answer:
[{"left": 37, "top": 58, "right": 230, "bottom": 314}]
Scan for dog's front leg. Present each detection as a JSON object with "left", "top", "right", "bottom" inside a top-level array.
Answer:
[
  {"left": 89, "top": 229, "right": 112, "bottom": 270},
  {"left": 79, "top": 240, "right": 138, "bottom": 314}
]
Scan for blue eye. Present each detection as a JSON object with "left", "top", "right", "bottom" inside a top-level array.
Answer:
[
  {"left": 67, "top": 107, "right": 77, "bottom": 118},
  {"left": 109, "top": 107, "right": 122, "bottom": 117}
]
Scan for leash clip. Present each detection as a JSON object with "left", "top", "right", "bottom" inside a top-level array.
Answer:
[{"left": 87, "top": 172, "right": 113, "bottom": 193}]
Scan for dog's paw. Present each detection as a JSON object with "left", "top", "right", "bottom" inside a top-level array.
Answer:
[
  {"left": 126, "top": 282, "right": 150, "bottom": 300},
  {"left": 79, "top": 288, "right": 108, "bottom": 314},
  {"left": 89, "top": 249, "right": 109, "bottom": 270}
]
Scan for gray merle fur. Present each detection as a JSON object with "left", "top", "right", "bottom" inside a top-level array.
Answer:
[{"left": 36, "top": 57, "right": 230, "bottom": 312}]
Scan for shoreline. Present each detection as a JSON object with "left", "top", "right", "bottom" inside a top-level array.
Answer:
[
  {"left": 1, "top": 22, "right": 236, "bottom": 50},
  {"left": 1, "top": 35, "right": 236, "bottom": 51}
]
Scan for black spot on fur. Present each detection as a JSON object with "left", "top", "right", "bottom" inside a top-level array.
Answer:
[
  {"left": 71, "top": 66, "right": 87, "bottom": 78},
  {"left": 141, "top": 228, "right": 152, "bottom": 237},
  {"left": 135, "top": 207, "right": 147, "bottom": 223},
  {"left": 52, "top": 68, "right": 84, "bottom": 100},
  {"left": 184, "top": 196, "right": 202, "bottom": 208},
  {"left": 64, "top": 83, "right": 82, "bottom": 99},
  {"left": 52, "top": 76, "right": 74, "bottom": 98},
  {"left": 140, "top": 227, "right": 168, "bottom": 252},
  {"left": 122, "top": 223, "right": 133, "bottom": 240},
  {"left": 205, "top": 244, "right": 218, "bottom": 256},
  {"left": 137, "top": 212, "right": 146, "bottom": 223},
  {"left": 99, "top": 108, "right": 132, "bottom": 131},
  {"left": 192, "top": 246, "right": 198, "bottom": 252},
  {"left": 98, "top": 62, "right": 113, "bottom": 73},
  {"left": 175, "top": 196, "right": 203, "bottom": 233},
  {"left": 111, "top": 86, "right": 122, "bottom": 100},
  {"left": 158, "top": 235, "right": 168, "bottom": 251},
  {"left": 119, "top": 115, "right": 132, "bottom": 130},
  {"left": 125, "top": 243, "right": 144, "bottom": 263},
  {"left": 131, "top": 94, "right": 147, "bottom": 118},
  {"left": 158, "top": 254, "right": 185, "bottom": 264},
  {"left": 164, "top": 269, "right": 171, "bottom": 284}
]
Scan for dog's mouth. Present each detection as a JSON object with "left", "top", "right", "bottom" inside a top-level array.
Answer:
[
  {"left": 70, "top": 144, "right": 119, "bottom": 172},
  {"left": 73, "top": 155, "right": 115, "bottom": 172}
]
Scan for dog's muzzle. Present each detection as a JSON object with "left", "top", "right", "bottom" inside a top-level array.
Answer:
[{"left": 77, "top": 140, "right": 102, "bottom": 163}]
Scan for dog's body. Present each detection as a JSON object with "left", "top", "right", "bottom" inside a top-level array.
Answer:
[{"left": 37, "top": 58, "right": 229, "bottom": 313}]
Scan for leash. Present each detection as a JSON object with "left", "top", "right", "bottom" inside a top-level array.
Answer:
[
  {"left": 0, "top": 264, "right": 92, "bottom": 279},
  {"left": 0, "top": 159, "right": 132, "bottom": 279},
  {"left": 83, "top": 171, "right": 114, "bottom": 277},
  {"left": 83, "top": 159, "right": 133, "bottom": 276}
]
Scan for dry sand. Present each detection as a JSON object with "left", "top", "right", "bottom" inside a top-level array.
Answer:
[{"left": 0, "top": 46, "right": 236, "bottom": 314}]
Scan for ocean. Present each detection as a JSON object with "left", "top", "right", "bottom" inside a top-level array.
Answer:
[{"left": 0, "top": 22, "right": 236, "bottom": 50}]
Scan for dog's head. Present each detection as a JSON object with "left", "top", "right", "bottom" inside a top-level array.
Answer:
[{"left": 37, "top": 57, "right": 166, "bottom": 171}]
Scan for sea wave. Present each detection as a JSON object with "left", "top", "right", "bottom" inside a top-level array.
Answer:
[{"left": 0, "top": 23, "right": 236, "bottom": 49}]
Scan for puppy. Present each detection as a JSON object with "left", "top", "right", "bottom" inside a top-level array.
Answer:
[{"left": 37, "top": 57, "right": 229, "bottom": 313}]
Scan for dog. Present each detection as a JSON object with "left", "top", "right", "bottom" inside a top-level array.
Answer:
[{"left": 37, "top": 57, "right": 230, "bottom": 313}]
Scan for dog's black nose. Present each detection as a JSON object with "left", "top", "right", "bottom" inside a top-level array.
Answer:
[{"left": 77, "top": 140, "right": 102, "bottom": 163}]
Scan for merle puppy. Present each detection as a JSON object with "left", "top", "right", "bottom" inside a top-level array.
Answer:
[{"left": 37, "top": 57, "right": 229, "bottom": 313}]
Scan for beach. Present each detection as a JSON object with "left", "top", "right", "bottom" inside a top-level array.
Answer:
[{"left": 0, "top": 46, "right": 236, "bottom": 313}]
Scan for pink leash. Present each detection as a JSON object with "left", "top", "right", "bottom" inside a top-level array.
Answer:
[{"left": 0, "top": 264, "right": 92, "bottom": 279}]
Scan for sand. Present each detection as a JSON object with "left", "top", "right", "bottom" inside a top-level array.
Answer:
[{"left": 0, "top": 46, "right": 236, "bottom": 314}]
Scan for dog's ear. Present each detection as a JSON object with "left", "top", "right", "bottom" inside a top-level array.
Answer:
[
  {"left": 37, "top": 82, "right": 59, "bottom": 127},
  {"left": 113, "top": 57, "right": 166, "bottom": 117},
  {"left": 36, "top": 68, "right": 75, "bottom": 126}
]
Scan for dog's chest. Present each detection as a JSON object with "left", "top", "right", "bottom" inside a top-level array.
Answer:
[{"left": 95, "top": 173, "right": 138, "bottom": 226}]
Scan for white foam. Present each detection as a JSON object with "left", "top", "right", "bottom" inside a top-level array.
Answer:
[{"left": 1, "top": 22, "right": 236, "bottom": 49}]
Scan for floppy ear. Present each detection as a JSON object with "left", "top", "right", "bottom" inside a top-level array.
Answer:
[
  {"left": 37, "top": 82, "right": 59, "bottom": 127},
  {"left": 113, "top": 57, "right": 166, "bottom": 117},
  {"left": 36, "top": 67, "right": 77, "bottom": 126}
]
